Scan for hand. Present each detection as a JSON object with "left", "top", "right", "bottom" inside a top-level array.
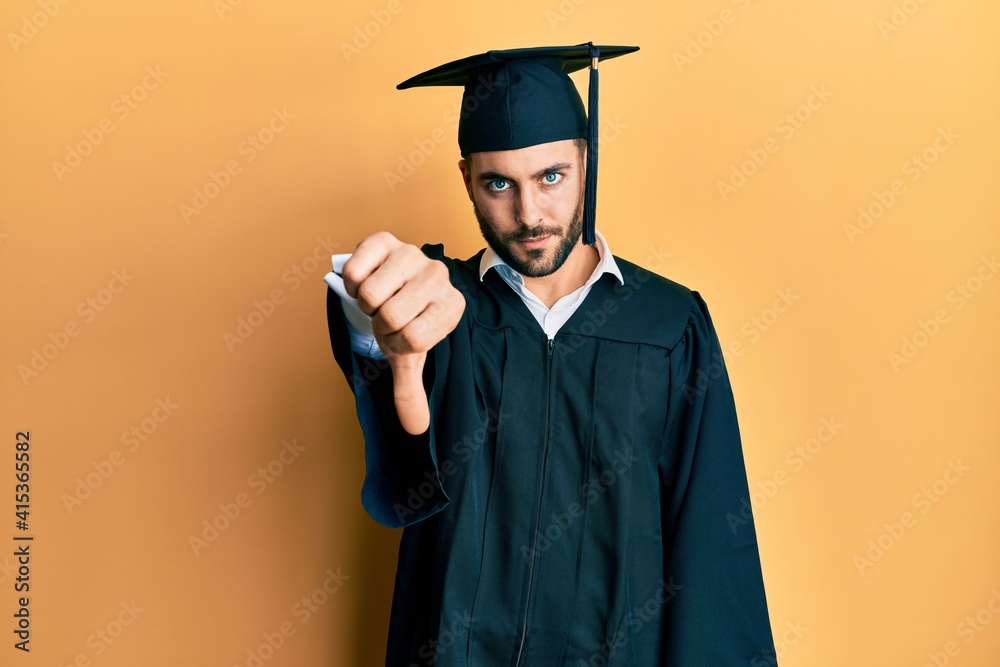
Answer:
[{"left": 341, "top": 232, "right": 465, "bottom": 434}]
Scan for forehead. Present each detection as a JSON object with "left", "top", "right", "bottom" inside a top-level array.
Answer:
[{"left": 469, "top": 138, "right": 581, "bottom": 174}]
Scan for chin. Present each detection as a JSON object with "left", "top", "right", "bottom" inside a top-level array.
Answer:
[
  {"left": 473, "top": 199, "right": 583, "bottom": 278},
  {"left": 505, "top": 241, "right": 573, "bottom": 278}
]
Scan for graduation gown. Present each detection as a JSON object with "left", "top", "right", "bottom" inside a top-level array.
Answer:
[{"left": 326, "top": 244, "right": 778, "bottom": 666}]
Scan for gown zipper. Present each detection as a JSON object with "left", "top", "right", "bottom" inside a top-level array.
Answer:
[{"left": 514, "top": 337, "right": 556, "bottom": 666}]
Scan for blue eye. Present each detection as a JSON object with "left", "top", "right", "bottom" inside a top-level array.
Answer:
[
  {"left": 543, "top": 172, "right": 562, "bottom": 184},
  {"left": 488, "top": 179, "right": 509, "bottom": 192}
]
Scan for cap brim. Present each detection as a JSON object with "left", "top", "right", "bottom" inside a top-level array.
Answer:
[{"left": 397, "top": 43, "right": 639, "bottom": 89}]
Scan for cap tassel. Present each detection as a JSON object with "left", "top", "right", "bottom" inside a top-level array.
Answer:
[{"left": 582, "top": 43, "right": 599, "bottom": 246}]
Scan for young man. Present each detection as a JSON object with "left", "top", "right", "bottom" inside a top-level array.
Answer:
[{"left": 326, "top": 43, "right": 778, "bottom": 666}]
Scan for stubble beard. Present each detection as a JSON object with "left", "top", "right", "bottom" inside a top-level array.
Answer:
[{"left": 473, "top": 194, "right": 584, "bottom": 278}]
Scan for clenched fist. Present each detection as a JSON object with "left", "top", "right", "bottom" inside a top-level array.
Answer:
[{"left": 341, "top": 232, "right": 466, "bottom": 435}]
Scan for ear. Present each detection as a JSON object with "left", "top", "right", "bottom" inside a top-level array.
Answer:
[{"left": 458, "top": 157, "right": 474, "bottom": 202}]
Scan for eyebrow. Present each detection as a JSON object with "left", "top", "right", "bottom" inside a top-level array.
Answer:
[{"left": 477, "top": 162, "right": 574, "bottom": 183}]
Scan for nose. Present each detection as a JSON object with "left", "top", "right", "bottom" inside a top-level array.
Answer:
[{"left": 514, "top": 185, "right": 543, "bottom": 227}]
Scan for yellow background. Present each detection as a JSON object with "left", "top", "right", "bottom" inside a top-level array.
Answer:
[{"left": 1, "top": 0, "right": 998, "bottom": 665}]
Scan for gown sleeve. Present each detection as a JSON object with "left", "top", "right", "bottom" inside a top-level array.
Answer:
[
  {"left": 325, "top": 280, "right": 452, "bottom": 529},
  {"left": 659, "top": 291, "right": 778, "bottom": 666}
]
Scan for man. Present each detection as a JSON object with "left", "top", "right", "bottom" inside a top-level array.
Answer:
[{"left": 325, "top": 43, "right": 777, "bottom": 666}]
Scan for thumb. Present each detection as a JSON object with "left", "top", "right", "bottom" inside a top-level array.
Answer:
[{"left": 388, "top": 351, "right": 430, "bottom": 435}]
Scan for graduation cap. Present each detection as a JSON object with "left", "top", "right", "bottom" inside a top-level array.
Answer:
[{"left": 397, "top": 43, "right": 639, "bottom": 246}]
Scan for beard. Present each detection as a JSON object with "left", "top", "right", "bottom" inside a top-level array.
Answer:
[{"left": 473, "top": 194, "right": 584, "bottom": 278}]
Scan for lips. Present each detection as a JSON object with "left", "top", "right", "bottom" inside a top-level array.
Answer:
[{"left": 518, "top": 235, "right": 550, "bottom": 248}]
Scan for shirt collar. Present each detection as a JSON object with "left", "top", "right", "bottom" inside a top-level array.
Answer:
[{"left": 478, "top": 229, "right": 625, "bottom": 286}]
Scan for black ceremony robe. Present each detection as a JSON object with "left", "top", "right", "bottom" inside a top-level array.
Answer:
[{"left": 326, "top": 244, "right": 778, "bottom": 666}]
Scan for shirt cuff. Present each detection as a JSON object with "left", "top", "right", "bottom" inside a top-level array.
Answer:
[{"left": 324, "top": 254, "right": 387, "bottom": 360}]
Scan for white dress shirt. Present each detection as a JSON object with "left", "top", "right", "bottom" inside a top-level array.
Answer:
[{"left": 323, "top": 231, "right": 624, "bottom": 360}]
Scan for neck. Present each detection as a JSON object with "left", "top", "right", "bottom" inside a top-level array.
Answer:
[{"left": 522, "top": 241, "right": 600, "bottom": 308}]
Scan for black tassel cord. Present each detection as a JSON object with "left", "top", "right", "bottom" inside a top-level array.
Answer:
[{"left": 583, "top": 42, "right": 599, "bottom": 246}]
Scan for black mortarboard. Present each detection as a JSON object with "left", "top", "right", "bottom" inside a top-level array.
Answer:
[{"left": 397, "top": 43, "right": 639, "bottom": 246}]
